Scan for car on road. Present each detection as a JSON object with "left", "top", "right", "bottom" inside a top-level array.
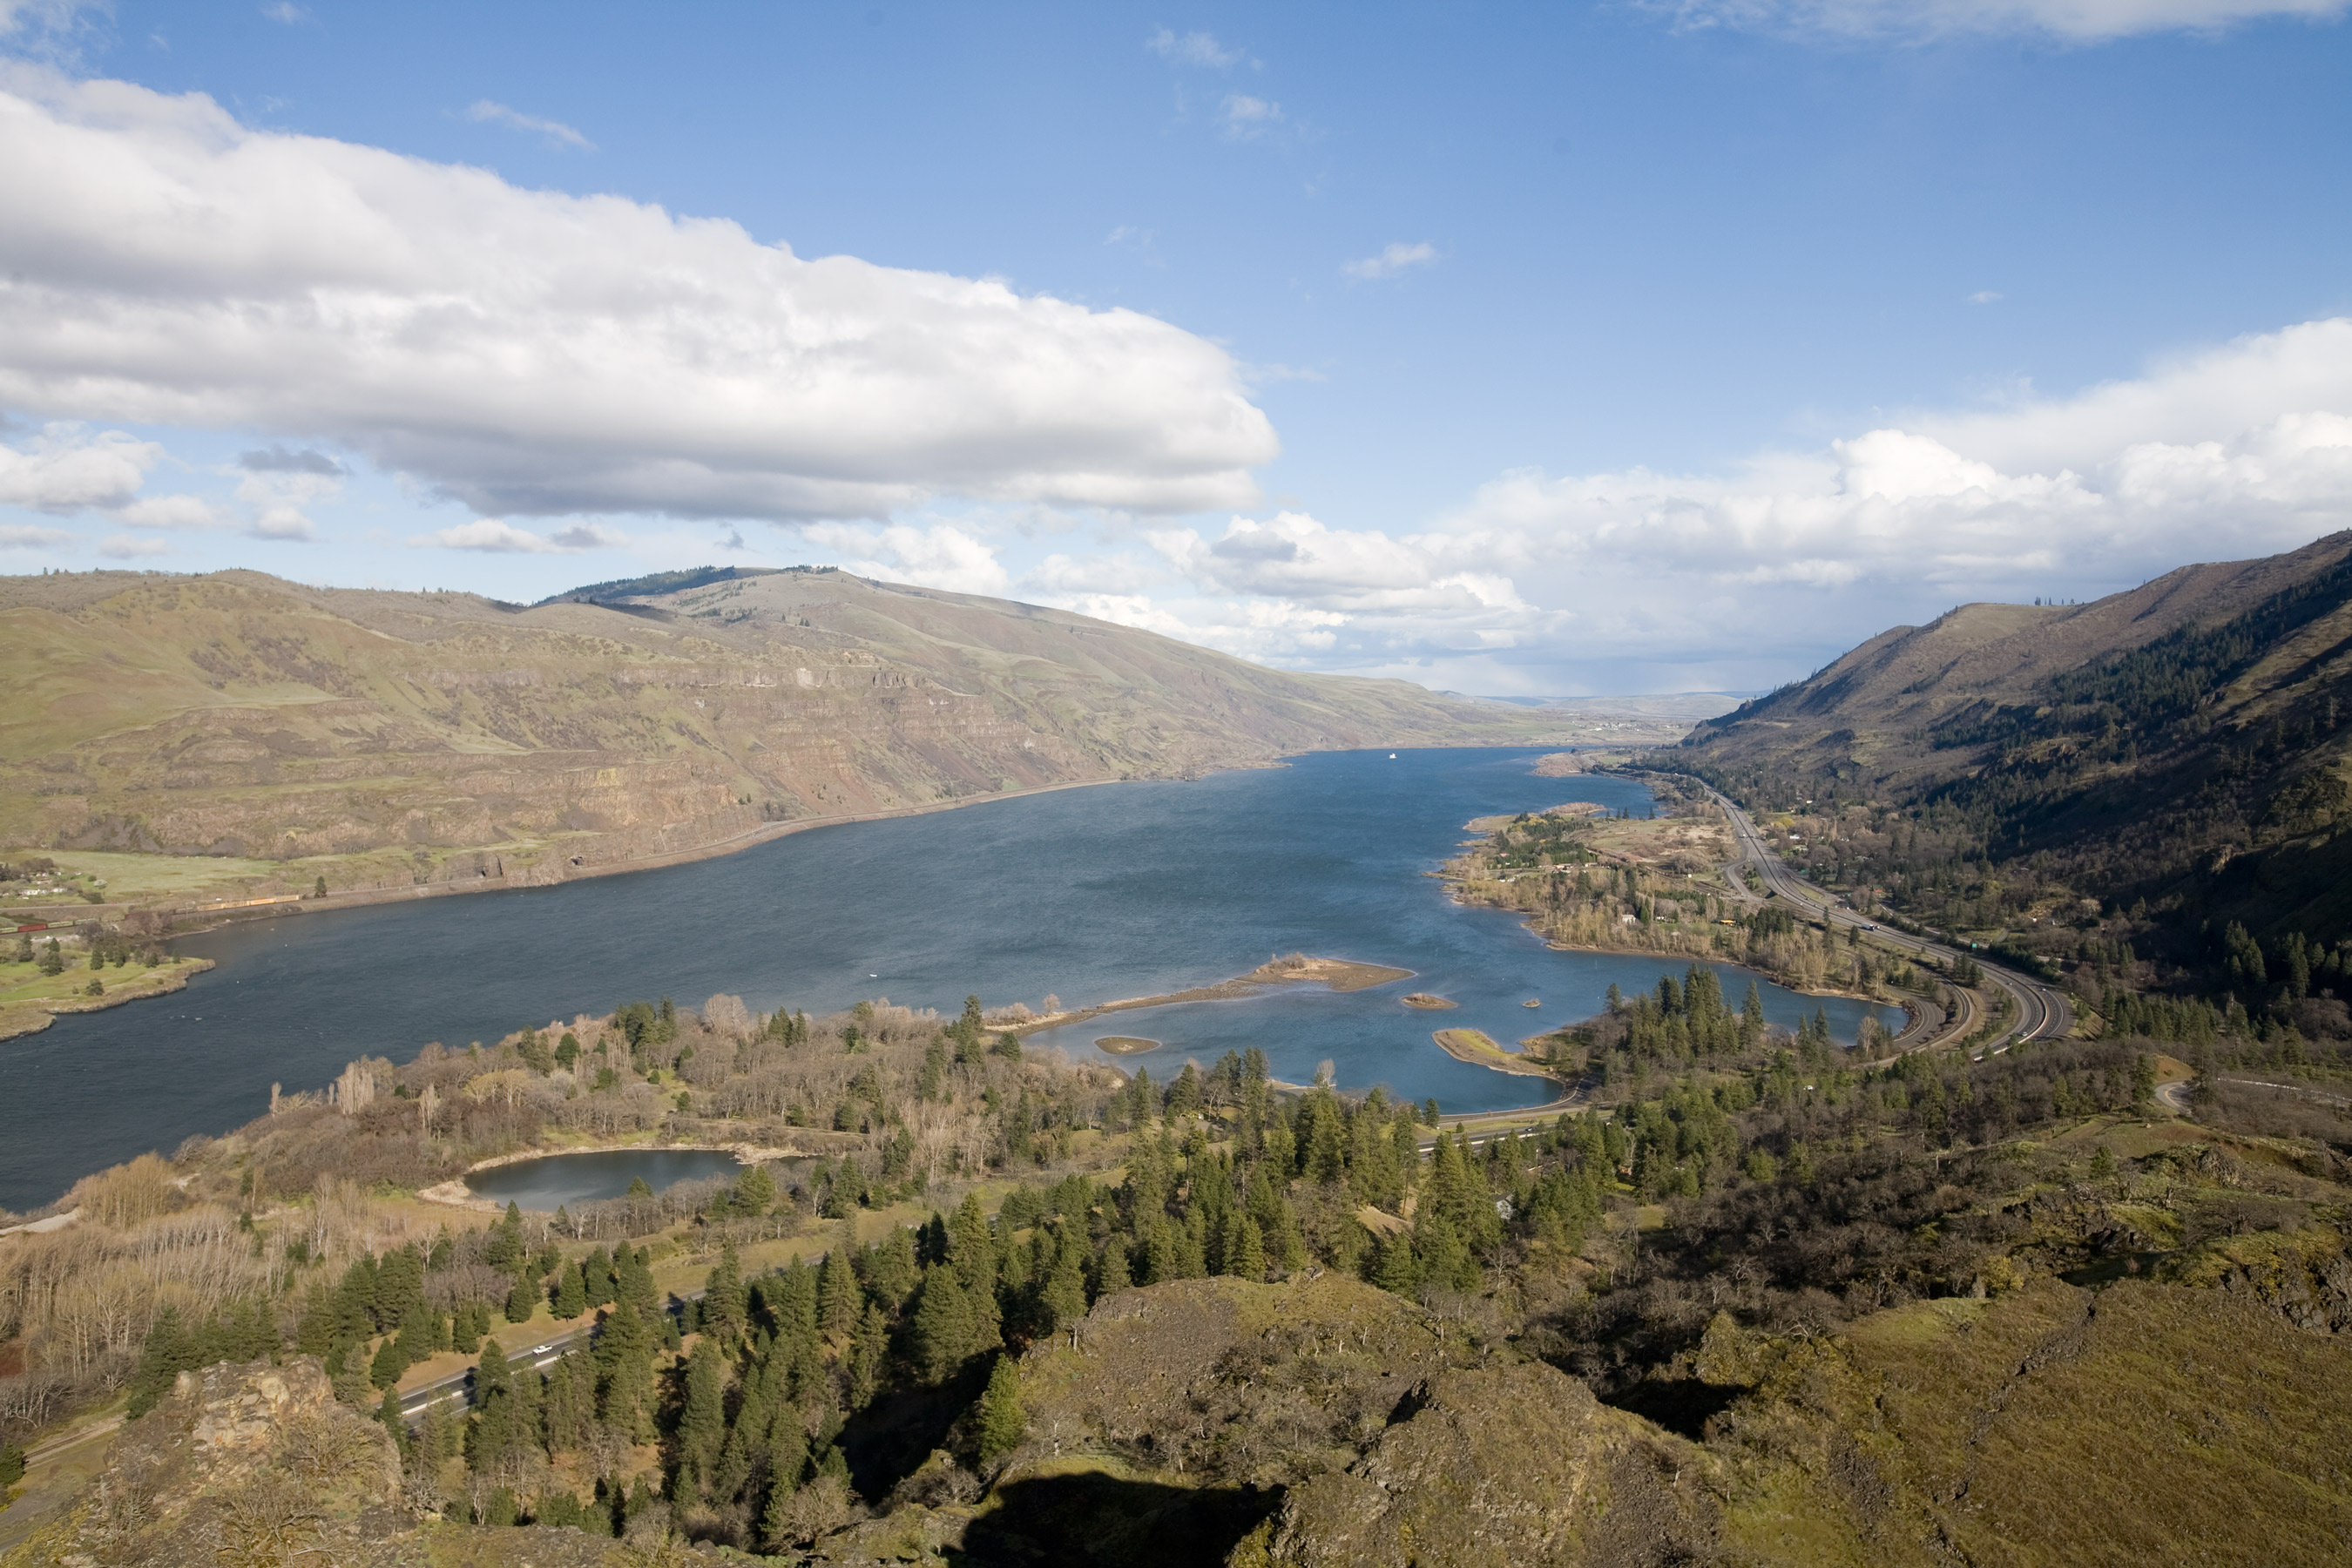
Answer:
[{"left": 530, "top": 1344, "right": 553, "bottom": 1355}]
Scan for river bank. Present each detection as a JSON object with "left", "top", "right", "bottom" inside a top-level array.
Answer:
[{"left": 0, "top": 955, "right": 215, "bottom": 1044}]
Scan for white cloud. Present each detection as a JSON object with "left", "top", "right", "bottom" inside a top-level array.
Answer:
[
  {"left": 1220, "top": 94, "right": 1282, "bottom": 139},
  {"left": 0, "top": 66, "right": 1276, "bottom": 524},
  {"left": 117, "top": 493, "right": 218, "bottom": 528},
  {"left": 1416, "top": 314, "right": 2352, "bottom": 673},
  {"left": 1967, "top": 289, "right": 2003, "bottom": 304},
  {"left": 249, "top": 507, "right": 314, "bottom": 540},
  {"left": 1001, "top": 312, "right": 2352, "bottom": 689},
  {"left": 0, "top": 522, "right": 73, "bottom": 548},
  {"left": 463, "top": 98, "right": 593, "bottom": 152},
  {"left": 801, "top": 521, "right": 1011, "bottom": 598},
  {"left": 411, "top": 517, "right": 591, "bottom": 553},
  {"left": 1650, "top": 0, "right": 2349, "bottom": 39},
  {"left": 1342, "top": 241, "right": 1438, "bottom": 281},
  {"left": 98, "top": 532, "right": 171, "bottom": 557},
  {"left": 259, "top": 3, "right": 308, "bottom": 24},
  {"left": 1146, "top": 28, "right": 1254, "bottom": 68},
  {"left": 0, "top": 424, "right": 158, "bottom": 510}
]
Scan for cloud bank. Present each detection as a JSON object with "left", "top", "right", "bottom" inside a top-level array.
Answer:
[
  {"left": 973, "top": 315, "right": 2352, "bottom": 691},
  {"left": 0, "top": 66, "right": 1277, "bottom": 524}
]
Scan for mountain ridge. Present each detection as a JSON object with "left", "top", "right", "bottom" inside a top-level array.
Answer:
[{"left": 0, "top": 566, "right": 1612, "bottom": 902}]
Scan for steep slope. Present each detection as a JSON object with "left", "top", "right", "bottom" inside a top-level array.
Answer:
[
  {"left": 0, "top": 567, "right": 1566, "bottom": 896},
  {"left": 1672, "top": 531, "right": 2352, "bottom": 947}
]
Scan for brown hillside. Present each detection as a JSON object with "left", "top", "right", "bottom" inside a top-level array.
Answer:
[
  {"left": 0, "top": 567, "right": 1578, "bottom": 898},
  {"left": 1684, "top": 530, "right": 2352, "bottom": 788}
]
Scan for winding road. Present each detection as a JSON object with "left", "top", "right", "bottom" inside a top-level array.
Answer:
[{"left": 1697, "top": 784, "right": 2074, "bottom": 1053}]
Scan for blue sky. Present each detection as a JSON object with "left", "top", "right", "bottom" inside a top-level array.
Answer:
[{"left": 2, "top": 0, "right": 2349, "bottom": 693}]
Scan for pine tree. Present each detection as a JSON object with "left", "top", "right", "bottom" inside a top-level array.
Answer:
[
  {"left": 376, "top": 1384, "right": 409, "bottom": 1456},
  {"left": 1040, "top": 1230, "right": 1090, "bottom": 1326},
  {"left": 551, "top": 1260, "right": 587, "bottom": 1320},
  {"left": 948, "top": 1193, "right": 997, "bottom": 1294},
  {"left": 465, "top": 1335, "right": 518, "bottom": 1476},
  {"left": 126, "top": 1305, "right": 193, "bottom": 1417},
  {"left": 909, "top": 1264, "right": 976, "bottom": 1382},
  {"left": 1093, "top": 1236, "right": 1132, "bottom": 1296},
  {"left": 818, "top": 1237, "right": 859, "bottom": 1335},
  {"left": 975, "top": 1354, "right": 1026, "bottom": 1464},
  {"left": 703, "top": 1240, "right": 747, "bottom": 1343},
  {"left": 848, "top": 1300, "right": 890, "bottom": 1407},
  {"left": 1233, "top": 1216, "right": 1267, "bottom": 1282},
  {"left": 674, "top": 1336, "right": 727, "bottom": 1500}
]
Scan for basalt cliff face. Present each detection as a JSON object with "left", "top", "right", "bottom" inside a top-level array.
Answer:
[{"left": 0, "top": 566, "right": 1566, "bottom": 895}]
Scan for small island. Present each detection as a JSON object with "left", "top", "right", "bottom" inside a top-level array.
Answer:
[
  {"left": 1094, "top": 1035, "right": 1161, "bottom": 1055},
  {"left": 1401, "top": 992, "right": 1456, "bottom": 1010}
]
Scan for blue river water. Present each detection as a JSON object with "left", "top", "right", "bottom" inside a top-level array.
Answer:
[{"left": 0, "top": 747, "right": 1898, "bottom": 1209}]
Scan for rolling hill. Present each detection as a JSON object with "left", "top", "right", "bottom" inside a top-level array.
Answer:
[
  {"left": 1671, "top": 529, "right": 2352, "bottom": 959},
  {"left": 0, "top": 565, "right": 1599, "bottom": 901}
]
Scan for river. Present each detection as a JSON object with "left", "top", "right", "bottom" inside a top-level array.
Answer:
[{"left": 0, "top": 748, "right": 1899, "bottom": 1209}]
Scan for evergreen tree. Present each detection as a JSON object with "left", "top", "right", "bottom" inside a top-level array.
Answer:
[
  {"left": 848, "top": 1301, "right": 890, "bottom": 1407},
  {"left": 550, "top": 1260, "right": 587, "bottom": 1320},
  {"left": 126, "top": 1305, "right": 193, "bottom": 1417},
  {"left": 818, "top": 1239, "right": 859, "bottom": 1335},
  {"left": 465, "top": 1335, "right": 520, "bottom": 1476},
  {"left": 909, "top": 1263, "right": 979, "bottom": 1382},
  {"left": 673, "top": 1336, "right": 727, "bottom": 1500},
  {"left": 376, "top": 1384, "right": 409, "bottom": 1456},
  {"left": 1233, "top": 1216, "right": 1267, "bottom": 1282},
  {"left": 975, "top": 1354, "right": 1027, "bottom": 1464},
  {"left": 702, "top": 1240, "right": 747, "bottom": 1344},
  {"left": 1093, "top": 1236, "right": 1132, "bottom": 1296},
  {"left": 1040, "top": 1230, "right": 1090, "bottom": 1326}
]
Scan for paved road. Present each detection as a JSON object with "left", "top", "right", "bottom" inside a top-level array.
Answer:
[{"left": 1698, "top": 784, "right": 2074, "bottom": 1054}]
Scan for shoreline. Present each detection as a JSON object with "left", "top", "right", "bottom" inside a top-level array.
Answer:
[
  {"left": 154, "top": 775, "right": 1137, "bottom": 941},
  {"left": 1007, "top": 955, "right": 1416, "bottom": 1044},
  {"left": 417, "top": 1132, "right": 872, "bottom": 1211},
  {"left": 0, "top": 956, "right": 217, "bottom": 1044}
]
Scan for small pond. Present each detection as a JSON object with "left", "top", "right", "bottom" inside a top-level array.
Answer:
[{"left": 465, "top": 1148, "right": 744, "bottom": 1212}]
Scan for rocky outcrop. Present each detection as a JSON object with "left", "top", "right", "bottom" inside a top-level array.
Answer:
[{"left": 12, "top": 1356, "right": 407, "bottom": 1568}]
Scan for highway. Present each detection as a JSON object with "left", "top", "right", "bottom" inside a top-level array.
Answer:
[{"left": 1696, "top": 784, "right": 2074, "bottom": 1054}]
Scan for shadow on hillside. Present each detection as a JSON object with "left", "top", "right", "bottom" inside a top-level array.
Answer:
[
  {"left": 1600, "top": 1375, "right": 1743, "bottom": 1442},
  {"left": 950, "top": 1474, "right": 1281, "bottom": 1566}
]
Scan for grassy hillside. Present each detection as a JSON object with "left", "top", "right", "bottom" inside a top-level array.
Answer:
[
  {"left": 1667, "top": 531, "right": 2352, "bottom": 987},
  {"left": 0, "top": 567, "right": 1611, "bottom": 902}
]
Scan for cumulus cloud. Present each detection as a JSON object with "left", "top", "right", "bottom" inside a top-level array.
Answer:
[
  {"left": 0, "top": 425, "right": 158, "bottom": 511},
  {"left": 1342, "top": 242, "right": 1438, "bottom": 281},
  {"left": 1146, "top": 27, "right": 1254, "bottom": 68},
  {"left": 1649, "top": 0, "right": 2349, "bottom": 39},
  {"left": 118, "top": 493, "right": 219, "bottom": 529},
  {"left": 1004, "top": 313, "right": 2352, "bottom": 688},
  {"left": 409, "top": 517, "right": 620, "bottom": 553},
  {"left": 98, "top": 532, "right": 171, "bottom": 558},
  {"left": 1413, "top": 315, "right": 2352, "bottom": 676},
  {"left": 464, "top": 98, "right": 593, "bottom": 152},
  {"left": 0, "top": 67, "right": 1276, "bottom": 524},
  {"left": 801, "top": 521, "right": 1012, "bottom": 598},
  {"left": 0, "top": 522, "right": 73, "bottom": 549}
]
